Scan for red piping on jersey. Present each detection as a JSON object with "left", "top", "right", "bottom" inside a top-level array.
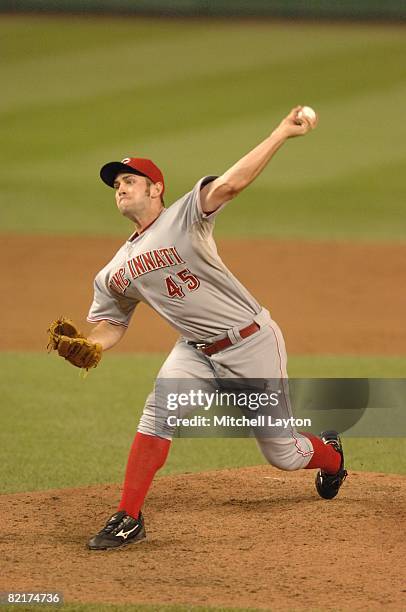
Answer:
[{"left": 268, "top": 323, "right": 313, "bottom": 459}]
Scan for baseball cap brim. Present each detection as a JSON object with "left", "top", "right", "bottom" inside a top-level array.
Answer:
[{"left": 100, "top": 162, "right": 148, "bottom": 188}]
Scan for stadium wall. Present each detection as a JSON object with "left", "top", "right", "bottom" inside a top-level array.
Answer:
[{"left": 1, "top": 0, "right": 406, "bottom": 20}]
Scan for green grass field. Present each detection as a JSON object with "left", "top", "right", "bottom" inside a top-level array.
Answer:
[
  {"left": 0, "top": 16, "right": 405, "bottom": 240},
  {"left": 1, "top": 352, "right": 404, "bottom": 494}
]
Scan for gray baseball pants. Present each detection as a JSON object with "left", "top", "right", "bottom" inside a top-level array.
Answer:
[{"left": 138, "top": 308, "right": 314, "bottom": 471}]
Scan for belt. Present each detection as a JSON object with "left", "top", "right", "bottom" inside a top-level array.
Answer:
[{"left": 188, "top": 322, "right": 260, "bottom": 357}]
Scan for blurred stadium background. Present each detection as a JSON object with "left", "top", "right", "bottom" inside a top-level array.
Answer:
[{"left": 2, "top": 0, "right": 406, "bottom": 19}]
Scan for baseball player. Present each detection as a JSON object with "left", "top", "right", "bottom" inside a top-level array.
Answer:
[{"left": 68, "top": 106, "right": 347, "bottom": 549}]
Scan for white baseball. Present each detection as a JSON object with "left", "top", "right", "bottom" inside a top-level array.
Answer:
[{"left": 297, "top": 106, "right": 317, "bottom": 128}]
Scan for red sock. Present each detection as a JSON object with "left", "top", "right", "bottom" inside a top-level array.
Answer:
[
  {"left": 118, "top": 432, "right": 171, "bottom": 518},
  {"left": 302, "top": 433, "right": 341, "bottom": 474}
]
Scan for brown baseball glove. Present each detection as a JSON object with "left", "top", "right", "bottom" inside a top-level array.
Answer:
[{"left": 47, "top": 317, "right": 102, "bottom": 370}]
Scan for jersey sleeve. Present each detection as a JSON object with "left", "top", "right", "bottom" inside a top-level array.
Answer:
[
  {"left": 179, "top": 176, "right": 231, "bottom": 228},
  {"left": 87, "top": 271, "right": 138, "bottom": 328}
]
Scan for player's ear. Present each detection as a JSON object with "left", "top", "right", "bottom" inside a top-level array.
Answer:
[{"left": 152, "top": 181, "right": 164, "bottom": 201}]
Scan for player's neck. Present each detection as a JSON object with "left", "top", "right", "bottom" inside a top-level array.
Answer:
[
  {"left": 133, "top": 206, "right": 164, "bottom": 235},
  {"left": 123, "top": 198, "right": 163, "bottom": 232}
]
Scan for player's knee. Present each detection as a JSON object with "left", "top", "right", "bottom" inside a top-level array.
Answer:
[
  {"left": 256, "top": 437, "right": 311, "bottom": 471},
  {"left": 271, "top": 452, "right": 300, "bottom": 471},
  {"left": 138, "top": 418, "right": 174, "bottom": 440},
  {"left": 138, "top": 404, "right": 175, "bottom": 440}
]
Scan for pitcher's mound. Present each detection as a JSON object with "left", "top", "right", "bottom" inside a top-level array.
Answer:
[{"left": 1, "top": 466, "right": 405, "bottom": 611}]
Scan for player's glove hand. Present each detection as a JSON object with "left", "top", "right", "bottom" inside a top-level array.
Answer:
[{"left": 47, "top": 317, "right": 102, "bottom": 370}]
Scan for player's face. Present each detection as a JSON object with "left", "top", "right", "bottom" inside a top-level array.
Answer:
[{"left": 113, "top": 173, "right": 152, "bottom": 219}]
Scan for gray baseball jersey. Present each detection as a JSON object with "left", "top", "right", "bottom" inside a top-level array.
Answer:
[
  {"left": 87, "top": 176, "right": 262, "bottom": 341},
  {"left": 87, "top": 175, "right": 315, "bottom": 470}
]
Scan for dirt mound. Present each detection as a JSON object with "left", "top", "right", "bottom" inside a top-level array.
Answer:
[
  {"left": 2, "top": 234, "right": 406, "bottom": 354},
  {"left": 1, "top": 466, "right": 405, "bottom": 610}
]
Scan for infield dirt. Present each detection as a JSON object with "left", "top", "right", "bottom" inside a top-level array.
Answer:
[
  {"left": 2, "top": 234, "right": 406, "bottom": 354},
  {"left": 1, "top": 466, "right": 405, "bottom": 610}
]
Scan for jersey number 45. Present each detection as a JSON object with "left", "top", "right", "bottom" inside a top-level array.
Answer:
[{"left": 165, "top": 268, "right": 200, "bottom": 299}]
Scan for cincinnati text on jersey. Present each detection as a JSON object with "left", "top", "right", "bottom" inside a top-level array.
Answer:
[{"left": 109, "top": 246, "right": 186, "bottom": 294}]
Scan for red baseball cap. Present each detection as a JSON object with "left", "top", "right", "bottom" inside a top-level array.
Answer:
[{"left": 100, "top": 157, "right": 165, "bottom": 195}]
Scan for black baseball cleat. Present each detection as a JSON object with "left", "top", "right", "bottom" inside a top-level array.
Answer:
[
  {"left": 88, "top": 510, "right": 146, "bottom": 550},
  {"left": 315, "top": 430, "right": 348, "bottom": 500}
]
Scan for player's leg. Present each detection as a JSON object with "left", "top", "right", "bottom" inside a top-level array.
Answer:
[
  {"left": 118, "top": 340, "right": 215, "bottom": 517},
  {"left": 88, "top": 340, "right": 214, "bottom": 549},
  {"left": 212, "top": 313, "right": 345, "bottom": 490},
  {"left": 255, "top": 320, "right": 346, "bottom": 494},
  {"left": 265, "top": 320, "right": 345, "bottom": 482},
  {"left": 256, "top": 428, "right": 347, "bottom": 499}
]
